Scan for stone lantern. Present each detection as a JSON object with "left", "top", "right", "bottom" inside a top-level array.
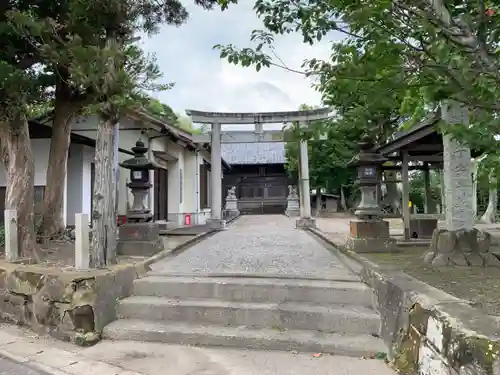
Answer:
[
  {"left": 117, "top": 140, "right": 163, "bottom": 256},
  {"left": 349, "top": 135, "right": 386, "bottom": 219},
  {"left": 120, "top": 140, "right": 155, "bottom": 222},
  {"left": 345, "top": 135, "right": 395, "bottom": 253}
]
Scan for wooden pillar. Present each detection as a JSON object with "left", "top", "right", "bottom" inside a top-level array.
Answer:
[
  {"left": 402, "top": 151, "right": 410, "bottom": 239},
  {"left": 423, "top": 164, "right": 431, "bottom": 214}
]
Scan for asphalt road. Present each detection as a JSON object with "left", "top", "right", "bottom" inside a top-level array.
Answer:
[{"left": 0, "top": 356, "right": 48, "bottom": 375}]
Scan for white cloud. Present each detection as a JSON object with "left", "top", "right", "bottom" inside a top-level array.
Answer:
[{"left": 140, "top": 1, "right": 341, "bottom": 127}]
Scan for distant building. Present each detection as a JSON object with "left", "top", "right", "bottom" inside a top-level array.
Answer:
[{"left": 221, "top": 142, "right": 292, "bottom": 214}]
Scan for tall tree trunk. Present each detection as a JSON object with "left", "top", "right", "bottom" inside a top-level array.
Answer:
[
  {"left": 90, "top": 109, "right": 118, "bottom": 267},
  {"left": 480, "top": 168, "right": 497, "bottom": 223},
  {"left": 0, "top": 116, "right": 38, "bottom": 259},
  {"left": 39, "top": 79, "right": 78, "bottom": 239}
]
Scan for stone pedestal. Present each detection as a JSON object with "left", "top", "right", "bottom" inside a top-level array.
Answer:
[
  {"left": 296, "top": 217, "right": 316, "bottom": 228},
  {"left": 117, "top": 222, "right": 163, "bottom": 257},
  {"left": 285, "top": 197, "right": 300, "bottom": 217},
  {"left": 207, "top": 218, "right": 227, "bottom": 231},
  {"left": 424, "top": 228, "right": 500, "bottom": 266},
  {"left": 225, "top": 197, "right": 240, "bottom": 217},
  {"left": 346, "top": 219, "right": 395, "bottom": 253}
]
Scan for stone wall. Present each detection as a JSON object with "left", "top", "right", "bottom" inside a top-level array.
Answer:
[
  {"left": 0, "top": 261, "right": 149, "bottom": 345},
  {"left": 310, "top": 228, "right": 500, "bottom": 375}
]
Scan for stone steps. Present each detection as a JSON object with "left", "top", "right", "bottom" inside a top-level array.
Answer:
[
  {"left": 104, "top": 275, "right": 385, "bottom": 356},
  {"left": 132, "top": 275, "right": 374, "bottom": 306},
  {"left": 117, "top": 296, "right": 380, "bottom": 334},
  {"left": 103, "top": 319, "right": 386, "bottom": 357}
]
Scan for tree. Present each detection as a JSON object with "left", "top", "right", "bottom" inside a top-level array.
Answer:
[
  {"left": 214, "top": 0, "right": 500, "bottom": 155},
  {"left": 11, "top": 0, "right": 238, "bottom": 242}
]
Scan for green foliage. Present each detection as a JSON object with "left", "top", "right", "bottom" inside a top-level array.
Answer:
[{"left": 214, "top": 0, "right": 500, "bottom": 156}]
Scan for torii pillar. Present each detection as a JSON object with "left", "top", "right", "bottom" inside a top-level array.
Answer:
[
  {"left": 207, "top": 122, "right": 227, "bottom": 230},
  {"left": 296, "top": 121, "right": 316, "bottom": 228}
]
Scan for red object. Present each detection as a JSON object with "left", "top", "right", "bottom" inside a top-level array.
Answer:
[
  {"left": 486, "top": 8, "right": 495, "bottom": 16},
  {"left": 117, "top": 215, "right": 127, "bottom": 226},
  {"left": 184, "top": 214, "right": 191, "bottom": 226}
]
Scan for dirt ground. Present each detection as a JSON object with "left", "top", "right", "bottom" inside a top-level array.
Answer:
[
  {"left": 315, "top": 215, "right": 500, "bottom": 317},
  {"left": 0, "top": 234, "right": 195, "bottom": 268}
]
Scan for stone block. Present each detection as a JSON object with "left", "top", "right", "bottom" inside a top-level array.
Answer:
[
  {"left": 295, "top": 218, "right": 316, "bottom": 228},
  {"left": 117, "top": 240, "right": 163, "bottom": 257},
  {"left": 408, "top": 218, "right": 438, "bottom": 239},
  {"left": 207, "top": 218, "right": 227, "bottom": 231},
  {"left": 118, "top": 222, "right": 160, "bottom": 242},
  {"left": 350, "top": 219, "right": 390, "bottom": 239},
  {"left": 345, "top": 236, "right": 395, "bottom": 253}
]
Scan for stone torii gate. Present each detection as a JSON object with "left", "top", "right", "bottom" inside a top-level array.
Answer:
[{"left": 186, "top": 108, "right": 332, "bottom": 230}]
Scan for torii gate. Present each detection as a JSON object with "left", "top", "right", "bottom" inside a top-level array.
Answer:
[{"left": 186, "top": 108, "right": 332, "bottom": 230}]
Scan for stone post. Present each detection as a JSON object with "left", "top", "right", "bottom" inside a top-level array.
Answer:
[
  {"left": 424, "top": 101, "right": 500, "bottom": 266},
  {"left": 208, "top": 122, "right": 226, "bottom": 230},
  {"left": 296, "top": 122, "right": 316, "bottom": 228},
  {"left": 4, "top": 209, "right": 18, "bottom": 262},
  {"left": 75, "top": 213, "right": 90, "bottom": 269}
]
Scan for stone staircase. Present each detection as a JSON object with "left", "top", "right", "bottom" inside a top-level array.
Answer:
[{"left": 103, "top": 274, "right": 386, "bottom": 357}]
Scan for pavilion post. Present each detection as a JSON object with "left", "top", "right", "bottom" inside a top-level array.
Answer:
[
  {"left": 423, "top": 164, "right": 431, "bottom": 214},
  {"left": 401, "top": 150, "right": 410, "bottom": 239},
  {"left": 208, "top": 122, "right": 226, "bottom": 230}
]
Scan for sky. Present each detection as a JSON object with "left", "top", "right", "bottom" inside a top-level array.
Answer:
[{"left": 139, "top": 1, "right": 339, "bottom": 129}]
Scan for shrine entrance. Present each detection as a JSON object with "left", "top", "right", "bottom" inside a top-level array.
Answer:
[{"left": 187, "top": 108, "right": 332, "bottom": 229}]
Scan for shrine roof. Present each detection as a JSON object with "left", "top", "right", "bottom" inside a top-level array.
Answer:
[{"left": 221, "top": 142, "right": 286, "bottom": 165}]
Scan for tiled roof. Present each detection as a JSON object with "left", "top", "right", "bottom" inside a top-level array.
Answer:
[{"left": 221, "top": 142, "right": 286, "bottom": 165}]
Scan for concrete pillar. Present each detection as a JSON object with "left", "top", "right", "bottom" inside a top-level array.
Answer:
[
  {"left": 401, "top": 151, "right": 410, "bottom": 239},
  {"left": 75, "top": 213, "right": 90, "bottom": 269},
  {"left": 208, "top": 122, "right": 226, "bottom": 230},
  {"left": 4, "top": 209, "right": 18, "bottom": 262}
]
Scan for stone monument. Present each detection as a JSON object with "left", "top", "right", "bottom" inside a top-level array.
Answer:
[
  {"left": 117, "top": 140, "right": 163, "bottom": 257},
  {"left": 224, "top": 186, "right": 240, "bottom": 217},
  {"left": 345, "top": 135, "right": 395, "bottom": 253},
  {"left": 285, "top": 185, "right": 300, "bottom": 217},
  {"left": 424, "top": 101, "right": 500, "bottom": 266}
]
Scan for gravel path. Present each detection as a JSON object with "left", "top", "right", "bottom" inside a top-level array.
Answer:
[
  {"left": 152, "top": 215, "right": 356, "bottom": 280},
  {"left": 0, "top": 356, "right": 48, "bottom": 375}
]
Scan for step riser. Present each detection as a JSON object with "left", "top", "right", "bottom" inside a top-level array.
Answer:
[
  {"left": 132, "top": 281, "right": 373, "bottom": 306},
  {"left": 117, "top": 303, "right": 380, "bottom": 335},
  {"left": 103, "top": 327, "right": 379, "bottom": 357}
]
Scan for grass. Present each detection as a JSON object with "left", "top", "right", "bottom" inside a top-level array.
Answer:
[{"left": 364, "top": 247, "right": 500, "bottom": 316}]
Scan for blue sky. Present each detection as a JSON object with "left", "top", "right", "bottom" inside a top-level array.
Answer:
[{"left": 140, "top": 1, "right": 337, "bottom": 119}]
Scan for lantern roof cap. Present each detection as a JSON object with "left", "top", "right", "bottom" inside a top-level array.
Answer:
[
  {"left": 119, "top": 140, "right": 155, "bottom": 170},
  {"left": 348, "top": 135, "right": 387, "bottom": 167}
]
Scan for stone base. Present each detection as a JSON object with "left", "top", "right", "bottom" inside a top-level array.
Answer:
[
  {"left": 296, "top": 218, "right": 316, "bottom": 229},
  {"left": 346, "top": 219, "right": 394, "bottom": 253},
  {"left": 285, "top": 209, "right": 300, "bottom": 217},
  {"left": 117, "top": 222, "right": 163, "bottom": 257},
  {"left": 350, "top": 219, "right": 389, "bottom": 239},
  {"left": 345, "top": 236, "right": 395, "bottom": 253},
  {"left": 207, "top": 218, "right": 227, "bottom": 231},
  {"left": 225, "top": 209, "right": 240, "bottom": 218},
  {"left": 423, "top": 228, "right": 500, "bottom": 267}
]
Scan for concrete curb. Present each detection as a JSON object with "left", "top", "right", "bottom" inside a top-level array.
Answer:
[{"left": 0, "top": 330, "right": 143, "bottom": 375}]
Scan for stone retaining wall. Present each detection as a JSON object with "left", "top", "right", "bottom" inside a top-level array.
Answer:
[
  {"left": 0, "top": 261, "right": 150, "bottom": 345},
  {"left": 309, "top": 227, "right": 500, "bottom": 375}
]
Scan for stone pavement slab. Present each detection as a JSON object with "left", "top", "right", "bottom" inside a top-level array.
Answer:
[
  {"left": 80, "top": 340, "right": 396, "bottom": 375},
  {"left": 151, "top": 215, "right": 356, "bottom": 280},
  {"left": 0, "top": 356, "right": 50, "bottom": 375}
]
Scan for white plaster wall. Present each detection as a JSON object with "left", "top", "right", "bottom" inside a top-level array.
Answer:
[
  {"left": 183, "top": 149, "right": 197, "bottom": 214},
  {"left": 0, "top": 139, "right": 51, "bottom": 187},
  {"left": 167, "top": 141, "right": 184, "bottom": 225}
]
